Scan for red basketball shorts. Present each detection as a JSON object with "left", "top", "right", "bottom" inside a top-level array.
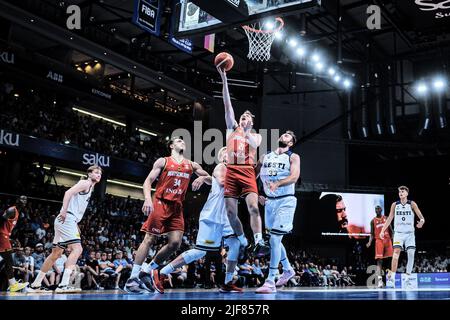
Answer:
[
  {"left": 224, "top": 165, "right": 258, "bottom": 198},
  {"left": 141, "top": 199, "right": 184, "bottom": 235}
]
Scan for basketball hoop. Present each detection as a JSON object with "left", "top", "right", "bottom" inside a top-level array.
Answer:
[{"left": 242, "top": 17, "right": 284, "bottom": 62}]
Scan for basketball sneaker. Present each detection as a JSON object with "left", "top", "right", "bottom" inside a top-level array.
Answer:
[
  {"left": 385, "top": 271, "right": 395, "bottom": 289},
  {"left": 151, "top": 269, "right": 164, "bottom": 294},
  {"left": 54, "top": 285, "right": 82, "bottom": 293},
  {"left": 219, "top": 282, "right": 243, "bottom": 293},
  {"left": 124, "top": 277, "right": 151, "bottom": 294},
  {"left": 138, "top": 272, "right": 155, "bottom": 293},
  {"left": 26, "top": 285, "right": 52, "bottom": 294},
  {"left": 253, "top": 241, "right": 270, "bottom": 258},
  {"left": 255, "top": 280, "right": 276, "bottom": 294},
  {"left": 276, "top": 269, "right": 296, "bottom": 287},
  {"left": 8, "top": 281, "right": 28, "bottom": 292}
]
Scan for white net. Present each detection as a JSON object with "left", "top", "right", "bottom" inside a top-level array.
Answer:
[{"left": 242, "top": 18, "right": 284, "bottom": 62}]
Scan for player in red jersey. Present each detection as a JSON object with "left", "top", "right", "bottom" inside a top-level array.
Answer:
[
  {"left": 217, "top": 65, "right": 269, "bottom": 257},
  {"left": 124, "top": 137, "right": 210, "bottom": 294},
  {"left": 366, "top": 205, "right": 393, "bottom": 288},
  {"left": 0, "top": 195, "right": 29, "bottom": 292}
]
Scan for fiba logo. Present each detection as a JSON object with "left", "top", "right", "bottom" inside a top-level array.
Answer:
[{"left": 227, "top": 0, "right": 241, "bottom": 8}]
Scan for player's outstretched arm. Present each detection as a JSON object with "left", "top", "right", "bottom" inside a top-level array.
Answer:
[
  {"left": 191, "top": 162, "right": 212, "bottom": 191},
  {"left": 142, "top": 157, "right": 165, "bottom": 215},
  {"left": 380, "top": 202, "right": 395, "bottom": 238},
  {"left": 217, "top": 67, "right": 237, "bottom": 130},
  {"left": 269, "top": 153, "right": 300, "bottom": 192},
  {"left": 412, "top": 201, "right": 425, "bottom": 228}
]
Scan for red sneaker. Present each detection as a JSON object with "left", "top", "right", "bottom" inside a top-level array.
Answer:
[
  {"left": 151, "top": 269, "right": 164, "bottom": 294},
  {"left": 219, "top": 282, "right": 243, "bottom": 293}
]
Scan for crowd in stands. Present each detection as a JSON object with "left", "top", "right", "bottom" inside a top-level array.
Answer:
[{"left": 0, "top": 81, "right": 166, "bottom": 166}]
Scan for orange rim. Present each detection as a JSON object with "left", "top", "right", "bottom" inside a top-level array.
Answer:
[{"left": 242, "top": 17, "right": 284, "bottom": 34}]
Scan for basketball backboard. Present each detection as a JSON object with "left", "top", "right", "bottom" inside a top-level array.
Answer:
[{"left": 174, "top": 0, "right": 320, "bottom": 37}]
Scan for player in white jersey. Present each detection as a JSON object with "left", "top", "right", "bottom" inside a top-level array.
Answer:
[
  {"left": 255, "top": 131, "right": 301, "bottom": 294},
  {"left": 158, "top": 147, "right": 242, "bottom": 293},
  {"left": 27, "top": 165, "right": 102, "bottom": 293},
  {"left": 380, "top": 186, "right": 425, "bottom": 289}
]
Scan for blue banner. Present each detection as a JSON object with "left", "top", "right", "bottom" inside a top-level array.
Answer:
[
  {"left": 390, "top": 273, "right": 450, "bottom": 287},
  {"left": 133, "top": 0, "right": 162, "bottom": 36},
  {"left": 0, "top": 129, "right": 150, "bottom": 178}
]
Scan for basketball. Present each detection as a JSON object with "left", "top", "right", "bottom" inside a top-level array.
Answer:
[{"left": 214, "top": 52, "right": 234, "bottom": 71}]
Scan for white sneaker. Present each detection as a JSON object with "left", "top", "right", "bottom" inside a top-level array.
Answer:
[
  {"left": 55, "top": 285, "right": 82, "bottom": 293},
  {"left": 255, "top": 280, "right": 277, "bottom": 294},
  {"left": 26, "top": 285, "right": 53, "bottom": 294}
]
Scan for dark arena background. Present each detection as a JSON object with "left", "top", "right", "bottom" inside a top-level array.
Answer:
[{"left": 0, "top": 0, "right": 450, "bottom": 316}]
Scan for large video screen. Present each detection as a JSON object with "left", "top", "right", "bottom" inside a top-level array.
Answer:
[
  {"left": 292, "top": 191, "right": 386, "bottom": 241},
  {"left": 318, "top": 192, "right": 385, "bottom": 240}
]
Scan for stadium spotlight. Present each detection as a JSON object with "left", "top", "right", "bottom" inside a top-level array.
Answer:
[
  {"left": 288, "top": 38, "right": 298, "bottom": 48},
  {"left": 433, "top": 76, "right": 447, "bottom": 92},
  {"left": 315, "top": 62, "right": 324, "bottom": 71},
  {"left": 328, "top": 67, "right": 336, "bottom": 76},
  {"left": 343, "top": 79, "right": 351, "bottom": 89},
  {"left": 312, "top": 53, "right": 320, "bottom": 62},
  {"left": 296, "top": 47, "right": 306, "bottom": 57},
  {"left": 264, "top": 20, "right": 275, "bottom": 30},
  {"left": 334, "top": 74, "right": 341, "bottom": 82},
  {"left": 416, "top": 82, "right": 428, "bottom": 96},
  {"left": 274, "top": 31, "right": 284, "bottom": 40}
]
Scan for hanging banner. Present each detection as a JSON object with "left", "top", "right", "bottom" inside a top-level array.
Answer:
[
  {"left": 169, "top": 1, "right": 193, "bottom": 53},
  {"left": 133, "top": 0, "right": 162, "bottom": 36}
]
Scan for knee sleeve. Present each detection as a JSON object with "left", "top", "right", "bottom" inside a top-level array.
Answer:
[
  {"left": 181, "top": 249, "right": 206, "bottom": 264},
  {"left": 224, "top": 237, "right": 240, "bottom": 262}
]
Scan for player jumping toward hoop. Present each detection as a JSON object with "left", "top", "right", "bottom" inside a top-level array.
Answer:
[
  {"left": 380, "top": 186, "right": 425, "bottom": 289},
  {"left": 28, "top": 166, "right": 102, "bottom": 293},
  {"left": 366, "top": 205, "right": 393, "bottom": 288},
  {"left": 255, "top": 131, "right": 300, "bottom": 294},
  {"left": 159, "top": 147, "right": 243, "bottom": 293},
  {"left": 217, "top": 64, "right": 269, "bottom": 257},
  {"left": 124, "top": 137, "right": 210, "bottom": 294}
]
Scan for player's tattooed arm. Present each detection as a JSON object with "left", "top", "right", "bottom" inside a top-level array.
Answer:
[
  {"left": 142, "top": 157, "right": 165, "bottom": 215},
  {"left": 191, "top": 162, "right": 212, "bottom": 191},
  {"left": 380, "top": 202, "right": 396, "bottom": 239},
  {"left": 269, "top": 153, "right": 300, "bottom": 192},
  {"left": 412, "top": 201, "right": 425, "bottom": 228}
]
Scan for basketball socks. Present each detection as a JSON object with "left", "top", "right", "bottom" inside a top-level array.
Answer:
[
  {"left": 160, "top": 263, "right": 175, "bottom": 276},
  {"left": 142, "top": 260, "right": 159, "bottom": 273},
  {"left": 58, "top": 268, "right": 72, "bottom": 287},
  {"left": 130, "top": 264, "right": 142, "bottom": 278},
  {"left": 268, "top": 234, "right": 282, "bottom": 282},
  {"left": 32, "top": 271, "right": 46, "bottom": 287},
  {"left": 280, "top": 243, "right": 293, "bottom": 271},
  {"left": 406, "top": 249, "right": 415, "bottom": 274}
]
